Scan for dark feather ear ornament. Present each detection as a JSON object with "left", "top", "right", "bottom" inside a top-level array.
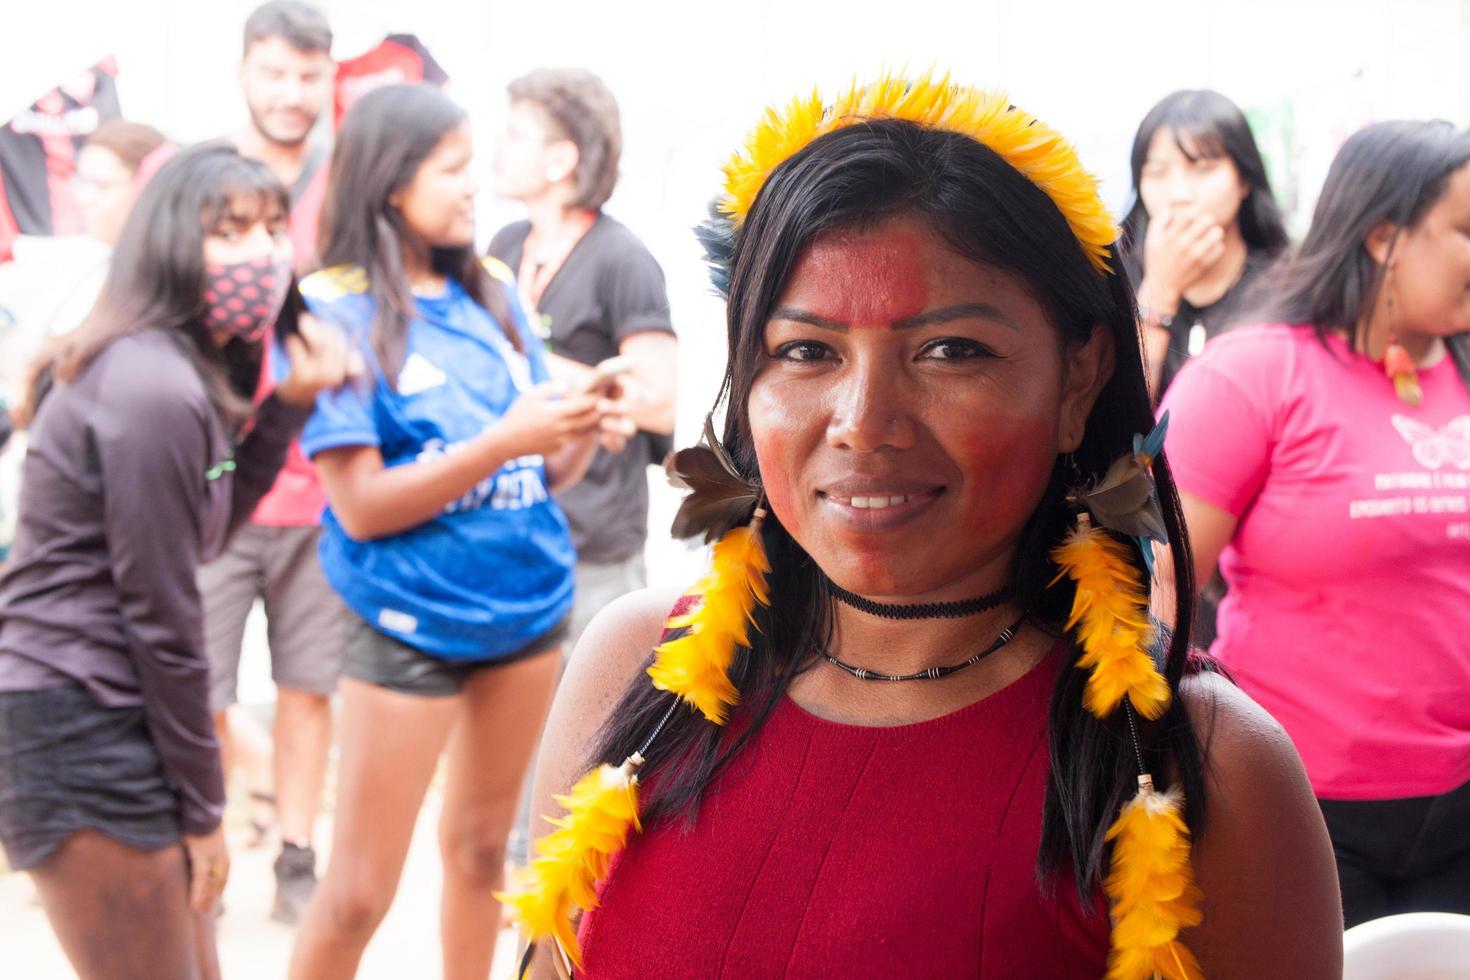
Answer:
[
  {"left": 664, "top": 415, "right": 764, "bottom": 543},
  {"left": 1051, "top": 410, "right": 1203, "bottom": 978}
]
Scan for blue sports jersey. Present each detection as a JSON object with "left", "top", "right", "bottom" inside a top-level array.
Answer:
[{"left": 296, "top": 262, "right": 574, "bottom": 660}]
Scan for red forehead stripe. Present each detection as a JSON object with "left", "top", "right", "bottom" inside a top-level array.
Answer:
[{"left": 791, "top": 228, "right": 930, "bottom": 326}]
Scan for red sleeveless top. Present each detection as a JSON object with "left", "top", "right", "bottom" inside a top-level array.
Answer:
[{"left": 577, "top": 643, "right": 1110, "bottom": 978}]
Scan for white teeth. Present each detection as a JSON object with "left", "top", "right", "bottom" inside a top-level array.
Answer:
[{"left": 846, "top": 495, "right": 911, "bottom": 509}]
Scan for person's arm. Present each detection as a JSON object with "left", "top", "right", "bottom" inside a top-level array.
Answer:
[
  {"left": 1153, "top": 332, "right": 1278, "bottom": 624},
  {"left": 1152, "top": 489, "right": 1241, "bottom": 628},
  {"left": 313, "top": 384, "right": 604, "bottom": 541},
  {"left": 226, "top": 392, "right": 311, "bottom": 531},
  {"left": 228, "top": 313, "right": 359, "bottom": 531},
  {"left": 91, "top": 371, "right": 223, "bottom": 837},
  {"left": 521, "top": 587, "right": 681, "bottom": 978},
  {"left": 601, "top": 237, "right": 677, "bottom": 436},
  {"left": 1178, "top": 491, "right": 1239, "bottom": 593},
  {"left": 616, "top": 331, "right": 677, "bottom": 436},
  {"left": 1180, "top": 672, "right": 1343, "bottom": 977}
]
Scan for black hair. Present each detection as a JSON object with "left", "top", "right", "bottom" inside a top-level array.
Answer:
[
  {"left": 243, "top": 0, "right": 332, "bottom": 56},
  {"left": 1120, "top": 90, "right": 1289, "bottom": 273},
  {"left": 40, "top": 142, "right": 288, "bottom": 430},
  {"left": 319, "top": 84, "right": 519, "bottom": 384},
  {"left": 592, "top": 119, "right": 1207, "bottom": 900},
  {"left": 1257, "top": 120, "right": 1470, "bottom": 376}
]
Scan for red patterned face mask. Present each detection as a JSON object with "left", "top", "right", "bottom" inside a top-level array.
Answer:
[{"left": 201, "top": 253, "right": 291, "bottom": 343}]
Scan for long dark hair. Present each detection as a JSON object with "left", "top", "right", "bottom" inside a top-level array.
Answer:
[
  {"left": 37, "top": 143, "right": 286, "bottom": 429},
  {"left": 593, "top": 120, "right": 1207, "bottom": 899},
  {"left": 1258, "top": 120, "right": 1470, "bottom": 371},
  {"left": 1120, "top": 89, "right": 1289, "bottom": 274},
  {"left": 319, "top": 84, "right": 517, "bottom": 383}
]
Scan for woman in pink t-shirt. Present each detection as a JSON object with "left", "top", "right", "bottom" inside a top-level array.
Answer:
[{"left": 1161, "top": 120, "right": 1470, "bottom": 928}]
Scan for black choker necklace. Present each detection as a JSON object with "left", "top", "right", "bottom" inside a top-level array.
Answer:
[
  {"left": 819, "top": 614, "right": 1027, "bottom": 682},
  {"left": 823, "top": 577, "right": 1015, "bottom": 620}
]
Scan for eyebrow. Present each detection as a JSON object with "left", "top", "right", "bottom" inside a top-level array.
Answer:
[{"left": 769, "top": 302, "right": 1021, "bottom": 332}]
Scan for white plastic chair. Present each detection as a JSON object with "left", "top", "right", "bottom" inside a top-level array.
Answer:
[{"left": 1343, "top": 912, "right": 1470, "bottom": 979}]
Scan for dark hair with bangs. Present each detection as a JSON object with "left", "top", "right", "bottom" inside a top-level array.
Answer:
[
  {"left": 320, "top": 84, "right": 518, "bottom": 384},
  {"left": 592, "top": 119, "right": 1209, "bottom": 900},
  {"left": 36, "top": 142, "right": 290, "bottom": 429},
  {"left": 1120, "top": 89, "right": 1289, "bottom": 271}
]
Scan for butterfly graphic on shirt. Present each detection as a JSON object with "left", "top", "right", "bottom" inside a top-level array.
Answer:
[{"left": 1390, "top": 414, "right": 1470, "bottom": 470}]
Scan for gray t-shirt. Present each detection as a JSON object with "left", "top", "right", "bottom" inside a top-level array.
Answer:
[{"left": 489, "top": 214, "right": 674, "bottom": 564}]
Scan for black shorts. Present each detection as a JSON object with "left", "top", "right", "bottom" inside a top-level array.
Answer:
[
  {"left": 343, "top": 613, "right": 569, "bottom": 698},
  {"left": 0, "top": 685, "right": 182, "bottom": 870}
]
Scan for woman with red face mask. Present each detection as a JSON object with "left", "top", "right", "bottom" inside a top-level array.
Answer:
[
  {"left": 502, "top": 75, "right": 1342, "bottom": 980},
  {"left": 0, "top": 143, "right": 354, "bottom": 980},
  {"left": 1161, "top": 121, "right": 1470, "bottom": 929}
]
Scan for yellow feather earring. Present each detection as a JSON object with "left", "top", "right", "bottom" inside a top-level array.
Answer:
[
  {"left": 648, "top": 507, "right": 771, "bottom": 724},
  {"left": 498, "top": 505, "right": 771, "bottom": 975},
  {"left": 1051, "top": 425, "right": 1204, "bottom": 980}
]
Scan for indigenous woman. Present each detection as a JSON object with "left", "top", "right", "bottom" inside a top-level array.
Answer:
[
  {"left": 505, "top": 75, "right": 1342, "bottom": 978},
  {"left": 0, "top": 144, "right": 352, "bottom": 980},
  {"left": 1162, "top": 121, "right": 1470, "bottom": 928},
  {"left": 287, "top": 85, "right": 629, "bottom": 980}
]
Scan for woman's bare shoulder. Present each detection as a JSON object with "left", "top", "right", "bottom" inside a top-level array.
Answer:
[
  {"left": 563, "top": 588, "right": 681, "bottom": 704},
  {"left": 541, "top": 587, "right": 682, "bottom": 769},
  {"left": 1176, "top": 671, "right": 1343, "bottom": 977}
]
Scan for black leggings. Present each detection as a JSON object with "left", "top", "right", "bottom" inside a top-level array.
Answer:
[{"left": 1318, "top": 777, "right": 1470, "bottom": 928}]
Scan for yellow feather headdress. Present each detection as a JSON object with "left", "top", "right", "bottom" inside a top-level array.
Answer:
[{"left": 717, "top": 70, "right": 1117, "bottom": 274}]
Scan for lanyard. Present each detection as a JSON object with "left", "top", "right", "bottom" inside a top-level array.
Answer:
[{"left": 516, "top": 210, "right": 597, "bottom": 318}]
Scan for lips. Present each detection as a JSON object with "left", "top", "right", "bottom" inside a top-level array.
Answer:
[{"left": 817, "top": 479, "right": 945, "bottom": 528}]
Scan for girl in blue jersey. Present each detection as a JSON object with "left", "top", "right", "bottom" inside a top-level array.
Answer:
[{"left": 289, "top": 85, "right": 629, "bottom": 979}]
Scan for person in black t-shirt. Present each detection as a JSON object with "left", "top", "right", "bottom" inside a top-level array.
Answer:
[
  {"left": 1120, "top": 90, "right": 1290, "bottom": 401},
  {"left": 1119, "top": 89, "right": 1292, "bottom": 649},
  {"left": 489, "top": 69, "right": 677, "bottom": 648}
]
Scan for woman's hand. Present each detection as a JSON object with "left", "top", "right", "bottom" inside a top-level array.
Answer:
[
  {"left": 1138, "top": 206, "right": 1226, "bottom": 314},
  {"left": 275, "top": 314, "right": 364, "bottom": 408},
  {"left": 183, "top": 826, "right": 230, "bottom": 913},
  {"left": 498, "top": 383, "right": 604, "bottom": 458}
]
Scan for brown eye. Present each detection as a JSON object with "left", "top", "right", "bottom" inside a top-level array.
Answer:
[
  {"left": 772, "top": 341, "right": 833, "bottom": 362},
  {"left": 919, "top": 338, "right": 995, "bottom": 361}
]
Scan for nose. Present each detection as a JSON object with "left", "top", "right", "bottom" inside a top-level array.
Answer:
[
  {"left": 1166, "top": 167, "right": 1195, "bottom": 207},
  {"left": 825, "top": 353, "right": 918, "bottom": 453}
]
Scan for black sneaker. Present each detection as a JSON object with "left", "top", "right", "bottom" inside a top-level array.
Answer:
[{"left": 271, "top": 842, "right": 318, "bottom": 925}]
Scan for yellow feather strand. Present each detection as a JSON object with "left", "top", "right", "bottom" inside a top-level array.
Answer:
[
  {"left": 1050, "top": 522, "right": 1170, "bottom": 720},
  {"left": 647, "top": 521, "right": 771, "bottom": 724},
  {"left": 1104, "top": 781, "right": 1205, "bottom": 980},
  {"left": 719, "top": 70, "right": 1116, "bottom": 273},
  {"left": 496, "top": 755, "right": 643, "bottom": 969}
]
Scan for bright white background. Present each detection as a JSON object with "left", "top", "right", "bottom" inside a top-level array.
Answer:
[
  {"left": 7, "top": 0, "right": 1470, "bottom": 444},
  {"left": 5, "top": 0, "right": 1470, "bottom": 591}
]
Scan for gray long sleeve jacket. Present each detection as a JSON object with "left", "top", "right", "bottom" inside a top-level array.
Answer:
[{"left": 0, "top": 328, "right": 308, "bottom": 834}]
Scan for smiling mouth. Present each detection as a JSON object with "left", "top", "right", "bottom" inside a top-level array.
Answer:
[{"left": 828, "top": 494, "right": 917, "bottom": 510}]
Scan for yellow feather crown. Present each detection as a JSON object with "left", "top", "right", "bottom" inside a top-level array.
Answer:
[{"left": 718, "top": 71, "right": 1118, "bottom": 274}]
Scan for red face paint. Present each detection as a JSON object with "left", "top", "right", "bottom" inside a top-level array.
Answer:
[
  {"left": 784, "top": 226, "right": 931, "bottom": 327},
  {"left": 748, "top": 215, "right": 1072, "bottom": 602}
]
